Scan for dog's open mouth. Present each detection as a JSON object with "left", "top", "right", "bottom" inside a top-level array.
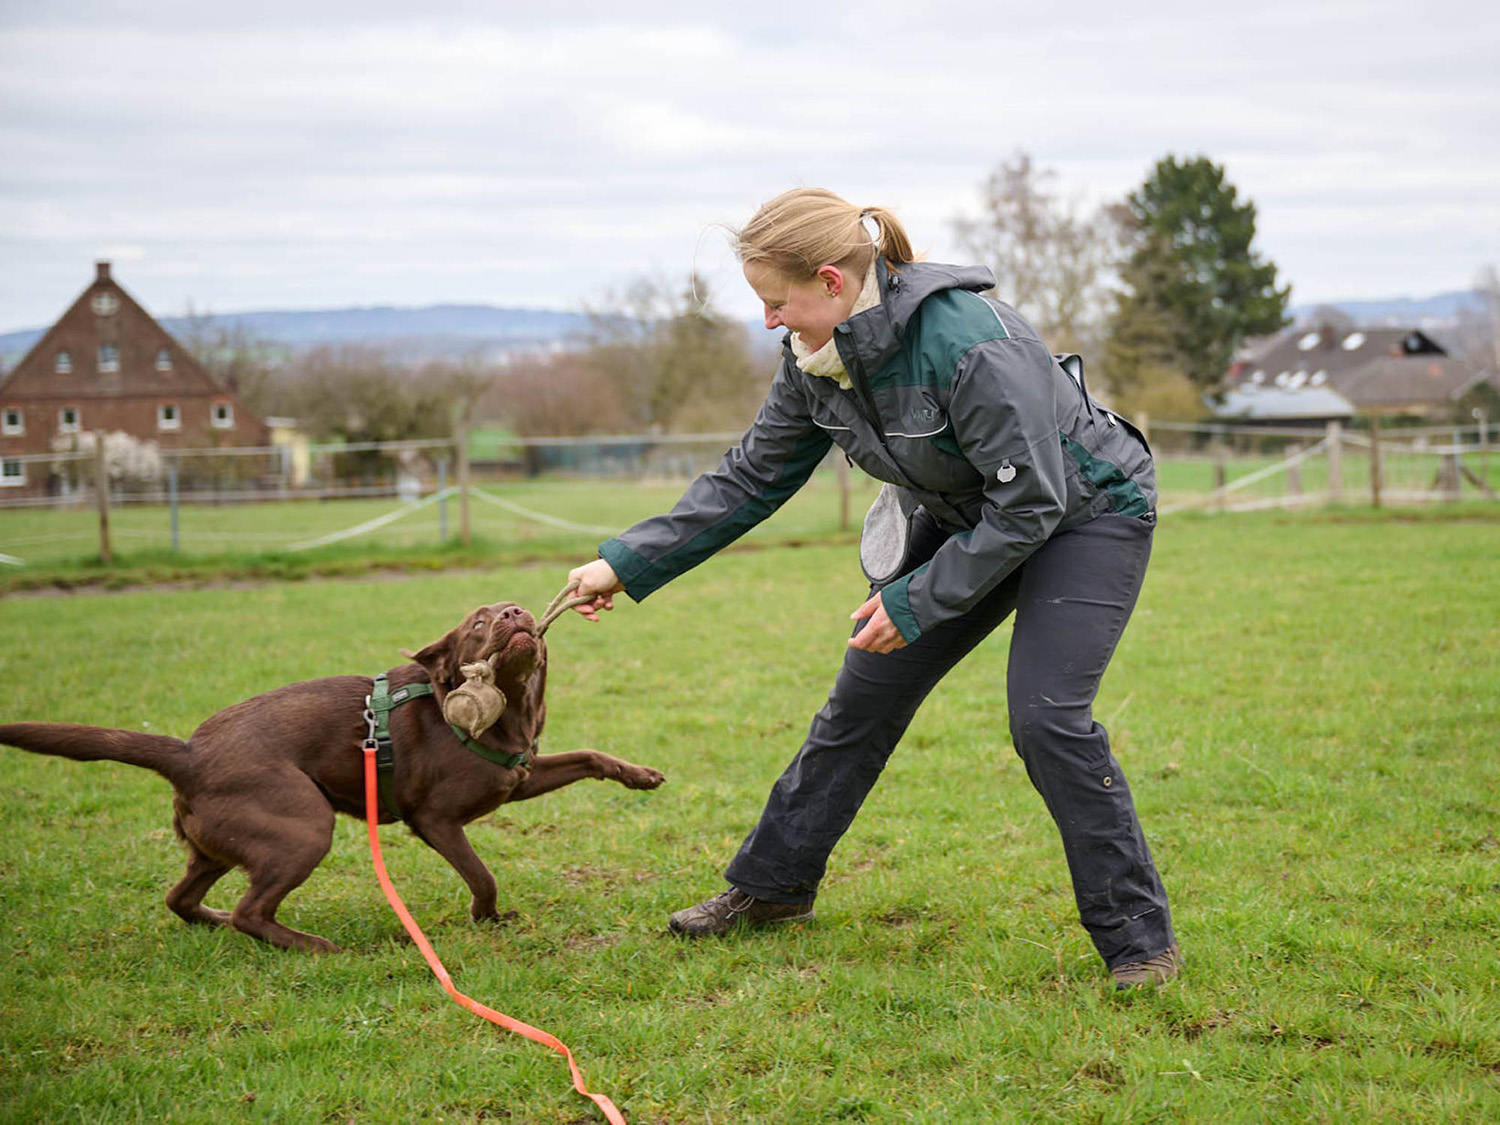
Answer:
[{"left": 488, "top": 628, "right": 539, "bottom": 668}]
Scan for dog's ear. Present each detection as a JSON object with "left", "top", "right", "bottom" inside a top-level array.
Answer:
[{"left": 407, "top": 631, "right": 459, "bottom": 685}]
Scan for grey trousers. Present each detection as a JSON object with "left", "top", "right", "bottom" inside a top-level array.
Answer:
[{"left": 723, "top": 511, "right": 1175, "bottom": 968}]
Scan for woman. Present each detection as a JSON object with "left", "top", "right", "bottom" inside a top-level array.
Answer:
[{"left": 567, "top": 188, "right": 1180, "bottom": 988}]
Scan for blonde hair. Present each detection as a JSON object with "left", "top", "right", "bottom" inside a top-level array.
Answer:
[{"left": 734, "top": 188, "right": 916, "bottom": 281}]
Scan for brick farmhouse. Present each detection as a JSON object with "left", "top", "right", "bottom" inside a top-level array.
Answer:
[{"left": 0, "top": 262, "right": 268, "bottom": 494}]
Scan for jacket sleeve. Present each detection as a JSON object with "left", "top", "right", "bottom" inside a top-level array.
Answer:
[
  {"left": 598, "top": 363, "right": 833, "bottom": 602},
  {"left": 877, "top": 335, "right": 1068, "bottom": 641}
]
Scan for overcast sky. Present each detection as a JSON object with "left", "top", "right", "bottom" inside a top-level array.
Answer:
[{"left": 2, "top": 0, "right": 1497, "bottom": 332}]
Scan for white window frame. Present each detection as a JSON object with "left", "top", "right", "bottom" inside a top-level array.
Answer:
[
  {"left": 157, "top": 403, "right": 182, "bottom": 431},
  {"left": 99, "top": 344, "right": 119, "bottom": 373},
  {"left": 1, "top": 459, "right": 24, "bottom": 488},
  {"left": 55, "top": 351, "right": 72, "bottom": 375},
  {"left": 59, "top": 406, "right": 80, "bottom": 434},
  {"left": 211, "top": 401, "right": 234, "bottom": 429},
  {"left": 2, "top": 407, "right": 22, "bottom": 436},
  {"left": 155, "top": 348, "right": 172, "bottom": 372}
]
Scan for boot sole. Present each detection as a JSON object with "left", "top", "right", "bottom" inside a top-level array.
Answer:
[{"left": 668, "top": 909, "right": 815, "bottom": 937}]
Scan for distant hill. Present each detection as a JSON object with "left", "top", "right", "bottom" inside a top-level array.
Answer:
[
  {"left": 0, "top": 303, "right": 598, "bottom": 367},
  {"left": 4, "top": 287, "right": 1480, "bottom": 369},
  {"left": 1289, "top": 289, "right": 1483, "bottom": 326}
]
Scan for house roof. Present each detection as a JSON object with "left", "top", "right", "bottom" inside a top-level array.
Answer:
[
  {"left": 1213, "top": 384, "right": 1355, "bottom": 422},
  {"left": 0, "top": 261, "right": 230, "bottom": 402},
  {"left": 1220, "top": 322, "right": 1481, "bottom": 415}
]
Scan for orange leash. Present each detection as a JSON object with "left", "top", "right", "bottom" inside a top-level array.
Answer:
[{"left": 361, "top": 746, "right": 627, "bottom": 1125}]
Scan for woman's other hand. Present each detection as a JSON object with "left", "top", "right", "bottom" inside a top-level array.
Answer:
[
  {"left": 567, "top": 559, "right": 625, "bottom": 622},
  {"left": 848, "top": 592, "right": 907, "bottom": 654}
]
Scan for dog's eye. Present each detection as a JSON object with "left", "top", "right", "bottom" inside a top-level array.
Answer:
[{"left": 472, "top": 620, "right": 485, "bottom": 630}]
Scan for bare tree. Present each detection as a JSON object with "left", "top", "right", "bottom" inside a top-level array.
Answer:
[
  {"left": 578, "top": 274, "right": 764, "bottom": 434},
  {"left": 482, "top": 353, "right": 630, "bottom": 438},
  {"left": 175, "top": 305, "right": 283, "bottom": 412},
  {"left": 1455, "top": 264, "right": 1500, "bottom": 374},
  {"left": 953, "top": 151, "right": 1127, "bottom": 364}
]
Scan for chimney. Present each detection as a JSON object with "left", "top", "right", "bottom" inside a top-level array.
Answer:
[{"left": 96, "top": 261, "right": 112, "bottom": 282}]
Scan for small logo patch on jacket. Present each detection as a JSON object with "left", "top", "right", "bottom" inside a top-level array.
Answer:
[{"left": 911, "top": 406, "right": 939, "bottom": 425}]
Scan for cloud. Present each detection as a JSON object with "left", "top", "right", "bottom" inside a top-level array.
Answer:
[{"left": 1, "top": 2, "right": 1498, "bottom": 328}]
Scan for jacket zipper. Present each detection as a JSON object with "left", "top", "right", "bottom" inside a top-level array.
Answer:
[
  {"left": 837, "top": 328, "right": 964, "bottom": 522},
  {"left": 838, "top": 328, "right": 890, "bottom": 450}
]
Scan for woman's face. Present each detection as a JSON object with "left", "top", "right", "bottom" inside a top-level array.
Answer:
[{"left": 743, "top": 262, "right": 857, "bottom": 352}]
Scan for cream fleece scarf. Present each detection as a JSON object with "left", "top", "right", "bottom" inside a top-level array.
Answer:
[{"left": 790, "top": 260, "right": 881, "bottom": 391}]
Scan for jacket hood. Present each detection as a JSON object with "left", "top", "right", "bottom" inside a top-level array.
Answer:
[{"left": 817, "top": 259, "right": 997, "bottom": 375}]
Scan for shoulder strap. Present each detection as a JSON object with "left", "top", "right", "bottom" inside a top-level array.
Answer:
[
  {"left": 368, "top": 674, "right": 404, "bottom": 820},
  {"left": 371, "top": 675, "right": 531, "bottom": 797}
]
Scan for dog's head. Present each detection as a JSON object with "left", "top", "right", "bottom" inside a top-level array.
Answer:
[{"left": 408, "top": 602, "right": 544, "bottom": 690}]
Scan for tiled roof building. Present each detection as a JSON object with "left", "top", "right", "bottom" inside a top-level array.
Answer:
[
  {"left": 1, "top": 262, "right": 268, "bottom": 493},
  {"left": 1217, "top": 324, "right": 1494, "bottom": 421}
]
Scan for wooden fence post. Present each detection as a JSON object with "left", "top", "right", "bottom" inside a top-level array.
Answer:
[
  {"left": 1287, "top": 444, "right": 1302, "bottom": 498},
  {"left": 455, "top": 415, "right": 471, "bottom": 546},
  {"left": 1326, "top": 420, "right": 1343, "bottom": 503},
  {"left": 95, "top": 433, "right": 112, "bottom": 564},
  {"left": 836, "top": 451, "right": 850, "bottom": 532},
  {"left": 168, "top": 459, "right": 180, "bottom": 553},
  {"left": 1213, "top": 441, "right": 1227, "bottom": 512},
  {"left": 1369, "top": 415, "right": 1383, "bottom": 510},
  {"left": 1477, "top": 408, "right": 1490, "bottom": 493}
]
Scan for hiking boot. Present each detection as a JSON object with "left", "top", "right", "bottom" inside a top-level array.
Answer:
[
  {"left": 1110, "top": 943, "right": 1183, "bottom": 989},
  {"left": 668, "top": 888, "right": 814, "bottom": 937}
]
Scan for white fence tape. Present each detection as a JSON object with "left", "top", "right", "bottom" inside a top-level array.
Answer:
[
  {"left": 286, "top": 488, "right": 454, "bottom": 551},
  {"left": 469, "top": 488, "right": 616, "bottom": 535}
]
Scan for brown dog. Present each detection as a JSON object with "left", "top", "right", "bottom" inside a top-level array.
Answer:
[{"left": 0, "top": 601, "right": 664, "bottom": 952}]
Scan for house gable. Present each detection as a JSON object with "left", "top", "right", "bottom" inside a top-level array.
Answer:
[
  {"left": 0, "top": 262, "right": 228, "bottom": 402},
  {"left": 0, "top": 262, "right": 267, "bottom": 465},
  {"left": 1221, "top": 321, "right": 1479, "bottom": 416}
]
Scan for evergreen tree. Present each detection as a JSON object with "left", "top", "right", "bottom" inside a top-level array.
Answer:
[{"left": 1111, "top": 155, "right": 1290, "bottom": 392}]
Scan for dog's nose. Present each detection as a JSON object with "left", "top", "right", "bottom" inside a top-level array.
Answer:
[{"left": 497, "top": 604, "right": 528, "bottom": 623}]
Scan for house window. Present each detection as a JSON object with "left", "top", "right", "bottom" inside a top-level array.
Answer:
[
  {"left": 156, "top": 348, "right": 172, "bottom": 372},
  {"left": 56, "top": 351, "right": 72, "bottom": 374},
  {"left": 211, "top": 401, "right": 234, "bottom": 429},
  {"left": 157, "top": 403, "right": 181, "bottom": 431},
  {"left": 59, "top": 406, "right": 80, "bottom": 433},
  {"left": 99, "top": 344, "right": 119, "bottom": 373},
  {"left": 2, "top": 407, "right": 22, "bottom": 436},
  {"left": 1, "top": 459, "right": 23, "bottom": 487}
]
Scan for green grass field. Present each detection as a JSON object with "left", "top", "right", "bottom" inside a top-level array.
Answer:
[
  {"left": 3, "top": 449, "right": 1491, "bottom": 587},
  {"left": 2, "top": 507, "right": 1498, "bottom": 1122}
]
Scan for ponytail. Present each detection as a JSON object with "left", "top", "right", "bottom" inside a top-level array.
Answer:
[{"left": 735, "top": 188, "right": 917, "bottom": 281}]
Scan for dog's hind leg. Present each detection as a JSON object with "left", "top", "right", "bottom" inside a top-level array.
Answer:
[
  {"left": 406, "top": 814, "right": 499, "bottom": 922},
  {"left": 166, "top": 845, "right": 233, "bottom": 928},
  {"left": 215, "top": 776, "right": 340, "bottom": 952}
]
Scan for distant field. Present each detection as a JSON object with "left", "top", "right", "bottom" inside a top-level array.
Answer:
[
  {"left": 1, "top": 509, "right": 1497, "bottom": 1121},
  {"left": 4, "top": 447, "right": 1490, "bottom": 578},
  {"left": 0, "top": 471, "right": 866, "bottom": 571}
]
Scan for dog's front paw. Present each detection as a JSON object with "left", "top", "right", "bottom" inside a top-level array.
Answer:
[{"left": 622, "top": 766, "right": 665, "bottom": 790}]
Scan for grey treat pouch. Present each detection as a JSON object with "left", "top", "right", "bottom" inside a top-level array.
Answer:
[{"left": 859, "top": 484, "right": 919, "bottom": 585}]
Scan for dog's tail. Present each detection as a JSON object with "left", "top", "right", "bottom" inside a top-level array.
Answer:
[{"left": 0, "top": 722, "right": 189, "bottom": 782}]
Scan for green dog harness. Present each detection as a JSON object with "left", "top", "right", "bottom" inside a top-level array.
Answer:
[{"left": 364, "top": 674, "right": 533, "bottom": 819}]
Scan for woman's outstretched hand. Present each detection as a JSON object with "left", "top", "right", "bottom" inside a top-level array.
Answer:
[
  {"left": 567, "top": 559, "right": 625, "bottom": 622},
  {"left": 848, "top": 592, "right": 907, "bottom": 654}
]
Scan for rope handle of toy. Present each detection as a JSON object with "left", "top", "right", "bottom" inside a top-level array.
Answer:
[
  {"left": 537, "top": 579, "right": 595, "bottom": 635},
  {"left": 361, "top": 746, "right": 627, "bottom": 1124}
]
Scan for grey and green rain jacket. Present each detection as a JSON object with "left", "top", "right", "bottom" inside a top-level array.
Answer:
[{"left": 598, "top": 259, "right": 1156, "bottom": 643}]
